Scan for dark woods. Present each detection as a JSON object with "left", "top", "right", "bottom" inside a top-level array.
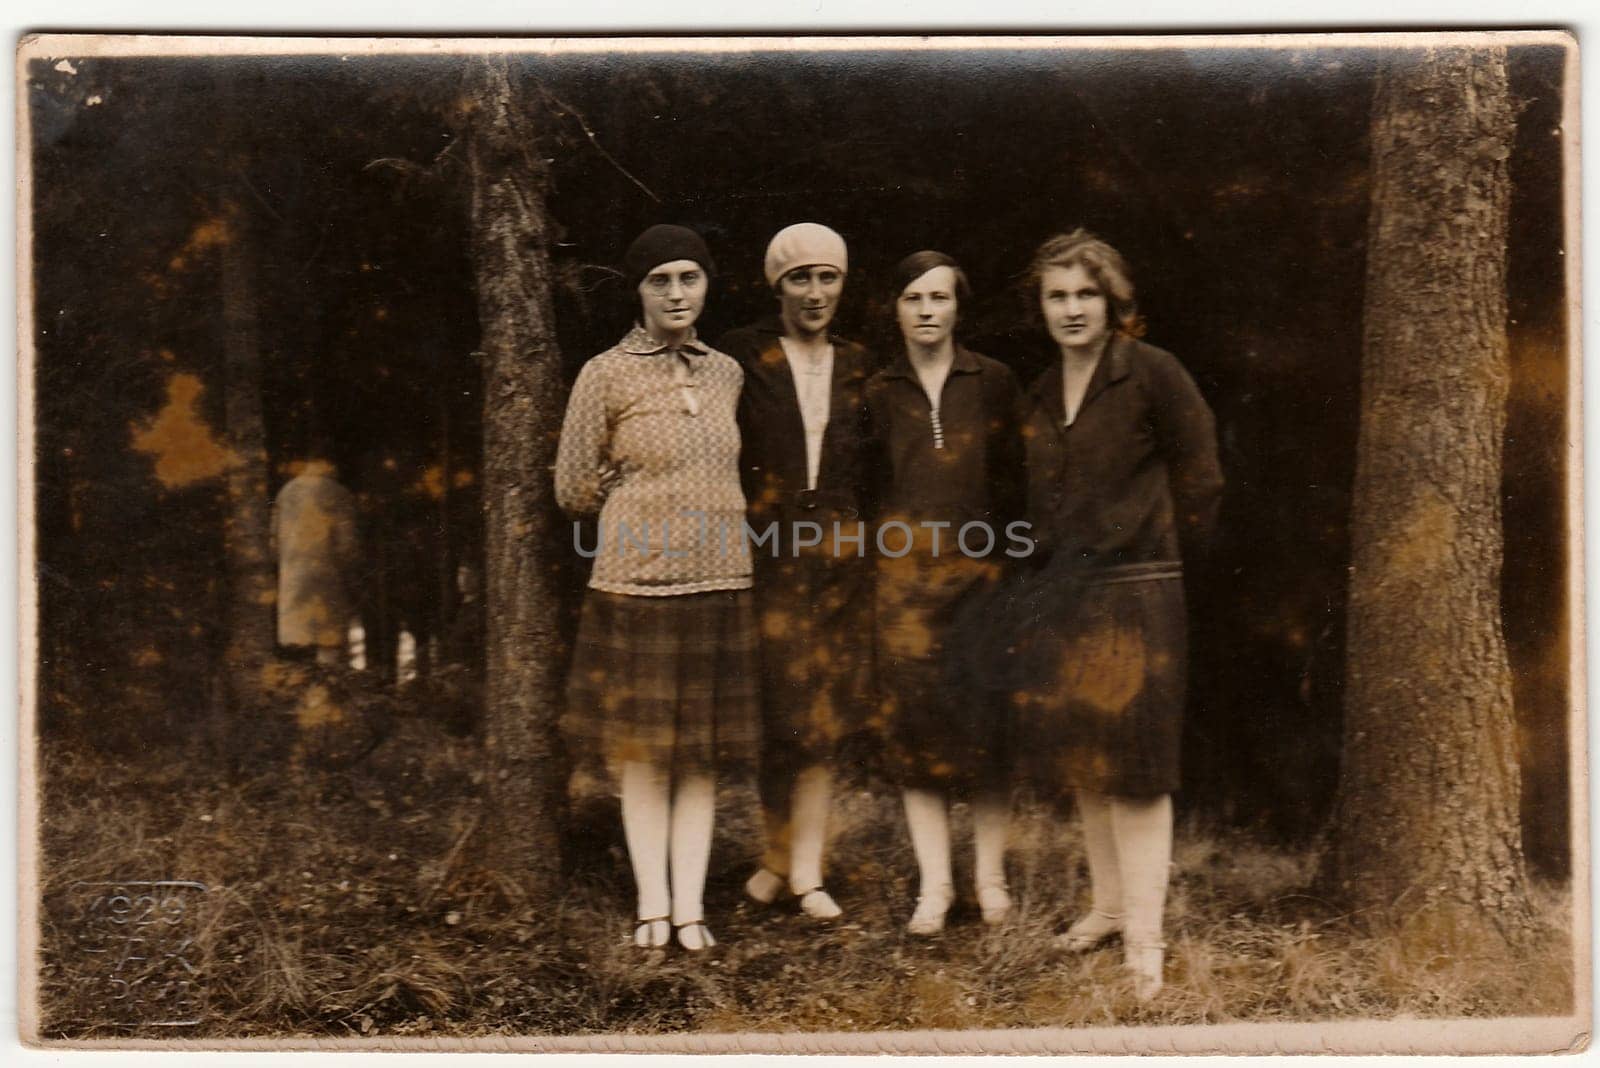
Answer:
[{"left": 29, "top": 45, "right": 1569, "bottom": 870}]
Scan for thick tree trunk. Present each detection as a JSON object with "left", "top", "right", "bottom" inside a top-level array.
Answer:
[
  {"left": 219, "top": 199, "right": 279, "bottom": 756},
  {"left": 464, "top": 56, "right": 566, "bottom": 895},
  {"left": 1329, "top": 47, "right": 1530, "bottom": 944}
]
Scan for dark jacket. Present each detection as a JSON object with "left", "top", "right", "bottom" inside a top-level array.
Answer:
[
  {"left": 1022, "top": 334, "right": 1222, "bottom": 569},
  {"left": 720, "top": 317, "right": 878, "bottom": 547},
  {"left": 719, "top": 317, "right": 879, "bottom": 757},
  {"left": 864, "top": 345, "right": 1025, "bottom": 548}
]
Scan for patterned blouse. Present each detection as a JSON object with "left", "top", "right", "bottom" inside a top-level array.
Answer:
[{"left": 554, "top": 324, "right": 753, "bottom": 596}]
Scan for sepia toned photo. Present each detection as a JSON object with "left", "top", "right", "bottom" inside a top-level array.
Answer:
[{"left": 16, "top": 31, "right": 1585, "bottom": 1054}]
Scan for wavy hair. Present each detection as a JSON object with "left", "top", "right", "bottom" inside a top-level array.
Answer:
[{"left": 1026, "top": 229, "right": 1144, "bottom": 337}]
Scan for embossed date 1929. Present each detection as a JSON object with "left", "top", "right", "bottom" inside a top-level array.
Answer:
[{"left": 71, "top": 880, "right": 208, "bottom": 1026}]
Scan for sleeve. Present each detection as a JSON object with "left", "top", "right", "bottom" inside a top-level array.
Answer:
[
  {"left": 553, "top": 358, "right": 613, "bottom": 517},
  {"left": 724, "top": 343, "right": 764, "bottom": 511},
  {"left": 1148, "top": 350, "right": 1224, "bottom": 560}
]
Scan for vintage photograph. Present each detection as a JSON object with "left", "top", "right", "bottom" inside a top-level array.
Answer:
[{"left": 17, "top": 31, "right": 1584, "bottom": 1053}]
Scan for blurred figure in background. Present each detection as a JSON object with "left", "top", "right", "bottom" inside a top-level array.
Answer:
[{"left": 272, "top": 451, "right": 361, "bottom": 667}]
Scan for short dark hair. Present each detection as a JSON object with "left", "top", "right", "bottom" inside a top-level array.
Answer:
[
  {"left": 1027, "top": 229, "right": 1142, "bottom": 335},
  {"left": 891, "top": 250, "right": 972, "bottom": 305}
]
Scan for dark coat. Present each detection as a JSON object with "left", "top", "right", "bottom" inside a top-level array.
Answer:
[
  {"left": 1014, "top": 334, "right": 1223, "bottom": 796},
  {"left": 719, "top": 318, "right": 878, "bottom": 760},
  {"left": 863, "top": 346, "right": 1025, "bottom": 792}
]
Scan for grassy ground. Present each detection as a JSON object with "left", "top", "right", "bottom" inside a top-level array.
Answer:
[{"left": 34, "top": 705, "right": 1575, "bottom": 1041}]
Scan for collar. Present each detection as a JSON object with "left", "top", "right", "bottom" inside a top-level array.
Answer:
[
  {"left": 752, "top": 314, "right": 851, "bottom": 349},
  {"left": 618, "top": 323, "right": 710, "bottom": 357},
  {"left": 880, "top": 344, "right": 982, "bottom": 381},
  {"left": 1027, "top": 334, "right": 1132, "bottom": 401}
]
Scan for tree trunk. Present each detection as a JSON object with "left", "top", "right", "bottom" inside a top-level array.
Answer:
[
  {"left": 1329, "top": 46, "right": 1530, "bottom": 945},
  {"left": 464, "top": 55, "right": 566, "bottom": 896},
  {"left": 219, "top": 197, "right": 278, "bottom": 757}
]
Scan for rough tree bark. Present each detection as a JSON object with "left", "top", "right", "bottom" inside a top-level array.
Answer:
[
  {"left": 464, "top": 55, "right": 566, "bottom": 895},
  {"left": 218, "top": 196, "right": 278, "bottom": 756},
  {"left": 1329, "top": 46, "right": 1531, "bottom": 944}
]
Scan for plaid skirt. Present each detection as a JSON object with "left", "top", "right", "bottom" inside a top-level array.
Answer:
[{"left": 564, "top": 587, "right": 761, "bottom": 776}]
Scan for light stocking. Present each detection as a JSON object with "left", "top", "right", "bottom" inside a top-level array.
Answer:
[
  {"left": 788, "top": 765, "right": 833, "bottom": 894},
  {"left": 668, "top": 772, "right": 716, "bottom": 926},
  {"left": 1108, "top": 793, "right": 1173, "bottom": 947},
  {"left": 619, "top": 761, "right": 672, "bottom": 922}
]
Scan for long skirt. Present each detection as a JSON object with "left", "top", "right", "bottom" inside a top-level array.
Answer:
[
  {"left": 873, "top": 550, "right": 1008, "bottom": 795},
  {"left": 564, "top": 588, "right": 761, "bottom": 777},
  {"left": 1011, "top": 569, "right": 1187, "bottom": 797}
]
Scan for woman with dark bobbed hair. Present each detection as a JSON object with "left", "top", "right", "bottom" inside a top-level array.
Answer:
[
  {"left": 865, "top": 250, "right": 1025, "bottom": 936},
  {"left": 1015, "top": 229, "right": 1222, "bottom": 998},
  {"left": 555, "top": 224, "right": 760, "bottom": 953}
]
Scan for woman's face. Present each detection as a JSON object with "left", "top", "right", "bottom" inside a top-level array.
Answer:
[
  {"left": 1040, "top": 263, "right": 1112, "bottom": 356},
  {"left": 777, "top": 265, "right": 846, "bottom": 339},
  {"left": 896, "top": 265, "right": 959, "bottom": 349},
  {"left": 637, "top": 259, "right": 707, "bottom": 340}
]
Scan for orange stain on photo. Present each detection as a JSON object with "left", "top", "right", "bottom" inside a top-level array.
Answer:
[
  {"left": 129, "top": 371, "right": 236, "bottom": 488},
  {"left": 166, "top": 215, "right": 233, "bottom": 272},
  {"left": 1063, "top": 623, "right": 1147, "bottom": 715}
]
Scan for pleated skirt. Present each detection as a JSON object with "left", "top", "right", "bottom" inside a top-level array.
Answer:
[
  {"left": 564, "top": 588, "right": 761, "bottom": 776},
  {"left": 1012, "top": 572, "right": 1187, "bottom": 797}
]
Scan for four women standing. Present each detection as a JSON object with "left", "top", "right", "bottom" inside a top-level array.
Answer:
[{"left": 553, "top": 222, "right": 1222, "bottom": 999}]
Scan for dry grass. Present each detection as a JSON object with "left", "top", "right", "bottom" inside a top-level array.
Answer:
[{"left": 33, "top": 709, "right": 1575, "bottom": 1040}]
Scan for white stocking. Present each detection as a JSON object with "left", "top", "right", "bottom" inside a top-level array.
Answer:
[
  {"left": 619, "top": 761, "right": 671, "bottom": 921},
  {"left": 901, "top": 788, "right": 953, "bottom": 899},
  {"left": 1075, "top": 789, "right": 1124, "bottom": 920},
  {"left": 788, "top": 766, "right": 833, "bottom": 893},
  {"left": 972, "top": 790, "right": 1010, "bottom": 893},
  {"left": 1108, "top": 793, "right": 1173, "bottom": 946},
  {"left": 669, "top": 772, "right": 716, "bottom": 925}
]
